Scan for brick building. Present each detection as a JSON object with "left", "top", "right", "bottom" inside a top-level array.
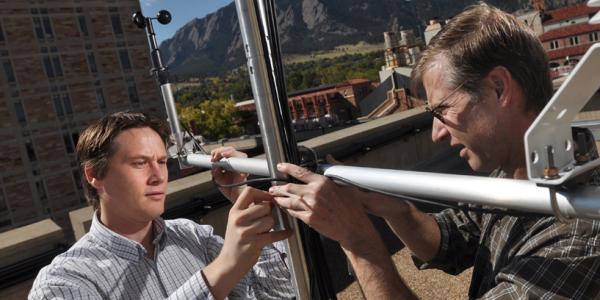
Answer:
[
  {"left": 236, "top": 79, "right": 372, "bottom": 132},
  {"left": 539, "top": 4, "right": 600, "bottom": 78},
  {"left": 0, "top": 0, "right": 164, "bottom": 238}
]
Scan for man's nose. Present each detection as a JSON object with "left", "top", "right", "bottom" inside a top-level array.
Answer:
[
  {"left": 431, "top": 118, "right": 449, "bottom": 143},
  {"left": 148, "top": 162, "right": 166, "bottom": 185}
]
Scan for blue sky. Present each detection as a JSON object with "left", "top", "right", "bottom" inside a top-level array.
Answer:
[{"left": 139, "top": 0, "right": 233, "bottom": 44}]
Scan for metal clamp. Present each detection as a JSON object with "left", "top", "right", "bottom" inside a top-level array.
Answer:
[
  {"left": 549, "top": 187, "right": 571, "bottom": 223},
  {"left": 545, "top": 145, "right": 571, "bottom": 223}
]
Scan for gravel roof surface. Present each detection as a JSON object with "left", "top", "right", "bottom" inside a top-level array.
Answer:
[{"left": 336, "top": 248, "right": 473, "bottom": 299}]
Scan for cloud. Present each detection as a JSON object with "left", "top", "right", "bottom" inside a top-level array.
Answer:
[{"left": 141, "top": 0, "right": 158, "bottom": 7}]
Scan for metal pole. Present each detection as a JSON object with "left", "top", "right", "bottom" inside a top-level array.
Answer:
[
  {"left": 141, "top": 15, "right": 185, "bottom": 164},
  {"left": 234, "top": 0, "right": 337, "bottom": 298},
  {"left": 185, "top": 153, "right": 600, "bottom": 220},
  {"left": 234, "top": 0, "right": 311, "bottom": 298}
]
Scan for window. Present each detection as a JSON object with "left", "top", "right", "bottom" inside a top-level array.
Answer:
[
  {"left": 72, "top": 132, "right": 79, "bottom": 146},
  {"left": 25, "top": 140, "right": 37, "bottom": 162},
  {"left": 35, "top": 180, "right": 50, "bottom": 215},
  {"left": 118, "top": 49, "right": 131, "bottom": 71},
  {"left": 52, "top": 54, "right": 63, "bottom": 76},
  {"left": 0, "top": 20, "right": 5, "bottom": 42},
  {"left": 42, "top": 47, "right": 63, "bottom": 78},
  {"left": 78, "top": 15, "right": 89, "bottom": 37},
  {"left": 14, "top": 100, "right": 26, "bottom": 124},
  {"left": 87, "top": 52, "right": 97, "bottom": 73},
  {"left": 33, "top": 17, "right": 44, "bottom": 39},
  {"left": 549, "top": 40, "right": 559, "bottom": 50},
  {"left": 0, "top": 192, "right": 11, "bottom": 229},
  {"left": 72, "top": 169, "right": 82, "bottom": 190},
  {"left": 32, "top": 9, "right": 54, "bottom": 40},
  {"left": 63, "top": 133, "right": 74, "bottom": 153},
  {"left": 2, "top": 59, "right": 15, "bottom": 83},
  {"left": 0, "top": 192, "right": 7, "bottom": 214},
  {"left": 96, "top": 88, "right": 106, "bottom": 109},
  {"left": 35, "top": 180, "right": 48, "bottom": 201},
  {"left": 589, "top": 31, "right": 598, "bottom": 42},
  {"left": 128, "top": 83, "right": 139, "bottom": 103},
  {"left": 111, "top": 14, "right": 123, "bottom": 35},
  {"left": 52, "top": 90, "right": 72, "bottom": 117},
  {"left": 63, "top": 93, "right": 73, "bottom": 114},
  {"left": 52, "top": 94, "right": 64, "bottom": 117},
  {"left": 570, "top": 36, "right": 579, "bottom": 46},
  {"left": 42, "top": 56, "right": 54, "bottom": 78},
  {"left": 42, "top": 16, "right": 53, "bottom": 39}
]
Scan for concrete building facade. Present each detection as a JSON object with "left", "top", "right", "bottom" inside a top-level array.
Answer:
[{"left": 0, "top": 0, "right": 164, "bottom": 238}]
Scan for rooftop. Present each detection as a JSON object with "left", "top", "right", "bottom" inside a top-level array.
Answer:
[{"left": 543, "top": 4, "right": 599, "bottom": 25}]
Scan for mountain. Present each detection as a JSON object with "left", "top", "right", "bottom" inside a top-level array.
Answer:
[{"left": 159, "top": 0, "right": 586, "bottom": 76}]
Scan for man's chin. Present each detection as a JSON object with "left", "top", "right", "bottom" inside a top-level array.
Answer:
[
  {"left": 464, "top": 151, "right": 484, "bottom": 172},
  {"left": 144, "top": 202, "right": 165, "bottom": 219},
  {"left": 467, "top": 157, "right": 498, "bottom": 173}
]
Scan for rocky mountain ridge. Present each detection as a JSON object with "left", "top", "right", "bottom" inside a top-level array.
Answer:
[{"left": 159, "top": 0, "right": 585, "bottom": 76}]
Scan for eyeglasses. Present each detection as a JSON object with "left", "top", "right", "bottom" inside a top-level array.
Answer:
[{"left": 425, "top": 81, "right": 466, "bottom": 124}]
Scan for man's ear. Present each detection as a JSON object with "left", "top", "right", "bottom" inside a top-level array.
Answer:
[
  {"left": 84, "top": 165, "right": 103, "bottom": 189},
  {"left": 487, "top": 66, "right": 512, "bottom": 108}
]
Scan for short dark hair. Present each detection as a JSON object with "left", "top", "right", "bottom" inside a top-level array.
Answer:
[
  {"left": 75, "top": 112, "right": 171, "bottom": 210},
  {"left": 411, "top": 3, "right": 552, "bottom": 113}
]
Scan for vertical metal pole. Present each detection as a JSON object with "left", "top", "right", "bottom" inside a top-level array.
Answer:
[
  {"left": 234, "top": 0, "right": 337, "bottom": 299},
  {"left": 256, "top": 1, "right": 337, "bottom": 298},
  {"left": 143, "top": 17, "right": 185, "bottom": 161},
  {"left": 234, "top": 0, "right": 311, "bottom": 298}
]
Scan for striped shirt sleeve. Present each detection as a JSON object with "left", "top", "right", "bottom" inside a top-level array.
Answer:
[
  {"left": 246, "top": 242, "right": 295, "bottom": 299},
  {"left": 28, "top": 264, "right": 102, "bottom": 300},
  {"left": 166, "top": 271, "right": 215, "bottom": 300}
]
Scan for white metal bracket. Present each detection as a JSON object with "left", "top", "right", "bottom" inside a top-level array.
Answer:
[{"left": 525, "top": 43, "right": 600, "bottom": 185}]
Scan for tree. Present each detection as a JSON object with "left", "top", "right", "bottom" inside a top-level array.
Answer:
[{"left": 178, "top": 99, "right": 243, "bottom": 141}]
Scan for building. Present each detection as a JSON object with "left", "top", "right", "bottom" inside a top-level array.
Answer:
[
  {"left": 539, "top": 4, "right": 600, "bottom": 78},
  {"left": 236, "top": 79, "right": 373, "bottom": 132},
  {"left": 359, "top": 71, "right": 425, "bottom": 119},
  {"left": 0, "top": 0, "right": 164, "bottom": 239},
  {"left": 423, "top": 19, "right": 445, "bottom": 46},
  {"left": 515, "top": 9, "right": 544, "bottom": 36},
  {"left": 379, "top": 30, "right": 421, "bottom": 83}
]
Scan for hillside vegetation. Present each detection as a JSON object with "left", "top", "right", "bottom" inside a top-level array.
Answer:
[{"left": 174, "top": 51, "right": 384, "bottom": 106}]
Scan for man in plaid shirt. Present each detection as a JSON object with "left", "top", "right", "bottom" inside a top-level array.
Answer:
[{"left": 267, "top": 3, "right": 600, "bottom": 299}]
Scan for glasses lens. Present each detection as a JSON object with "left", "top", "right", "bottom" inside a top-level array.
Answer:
[{"left": 426, "top": 107, "right": 444, "bottom": 124}]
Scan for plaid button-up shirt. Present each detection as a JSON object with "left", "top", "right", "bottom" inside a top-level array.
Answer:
[
  {"left": 29, "top": 213, "right": 294, "bottom": 299},
  {"left": 415, "top": 170, "right": 600, "bottom": 299}
]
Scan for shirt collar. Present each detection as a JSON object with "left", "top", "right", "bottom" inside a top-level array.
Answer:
[{"left": 89, "top": 211, "right": 168, "bottom": 261}]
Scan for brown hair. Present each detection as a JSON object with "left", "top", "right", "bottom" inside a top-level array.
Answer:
[
  {"left": 411, "top": 3, "right": 552, "bottom": 113},
  {"left": 75, "top": 112, "right": 170, "bottom": 210}
]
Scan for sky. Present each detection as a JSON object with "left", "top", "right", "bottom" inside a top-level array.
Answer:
[{"left": 139, "top": 0, "right": 233, "bottom": 45}]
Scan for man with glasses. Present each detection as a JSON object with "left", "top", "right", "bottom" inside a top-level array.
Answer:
[{"left": 258, "top": 3, "right": 600, "bottom": 299}]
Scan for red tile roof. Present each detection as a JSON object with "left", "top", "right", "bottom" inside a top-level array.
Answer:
[
  {"left": 342, "top": 78, "right": 371, "bottom": 85},
  {"left": 543, "top": 4, "right": 599, "bottom": 25},
  {"left": 540, "top": 23, "right": 600, "bottom": 41},
  {"left": 546, "top": 43, "right": 591, "bottom": 60}
]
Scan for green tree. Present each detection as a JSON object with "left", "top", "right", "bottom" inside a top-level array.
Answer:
[{"left": 178, "top": 99, "right": 243, "bottom": 141}]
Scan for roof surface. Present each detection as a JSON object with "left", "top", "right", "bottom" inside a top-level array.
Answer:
[{"left": 543, "top": 4, "right": 599, "bottom": 25}]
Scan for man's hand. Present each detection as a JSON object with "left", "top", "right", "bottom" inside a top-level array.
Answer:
[
  {"left": 269, "top": 163, "right": 375, "bottom": 250},
  {"left": 271, "top": 163, "right": 417, "bottom": 299},
  {"left": 202, "top": 187, "right": 291, "bottom": 299},
  {"left": 221, "top": 187, "right": 291, "bottom": 269},
  {"left": 211, "top": 147, "right": 248, "bottom": 203}
]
